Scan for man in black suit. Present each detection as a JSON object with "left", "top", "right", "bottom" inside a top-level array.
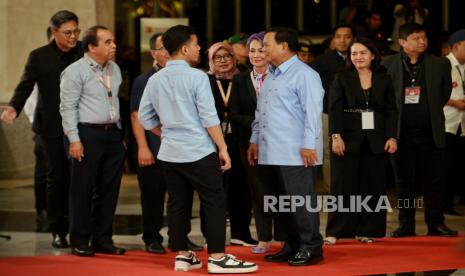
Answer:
[
  {"left": 1, "top": 10, "right": 83, "bottom": 248},
  {"left": 382, "top": 23, "right": 457, "bottom": 237},
  {"left": 311, "top": 25, "right": 354, "bottom": 192}
]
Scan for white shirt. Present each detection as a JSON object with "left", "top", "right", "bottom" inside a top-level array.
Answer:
[{"left": 444, "top": 53, "right": 465, "bottom": 136}]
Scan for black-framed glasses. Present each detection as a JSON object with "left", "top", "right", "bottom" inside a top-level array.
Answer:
[
  {"left": 152, "top": 46, "right": 165, "bottom": 51},
  {"left": 58, "top": 28, "right": 81, "bottom": 38},
  {"left": 213, "top": 54, "right": 233, "bottom": 62}
]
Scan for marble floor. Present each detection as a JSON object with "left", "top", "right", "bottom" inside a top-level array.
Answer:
[{"left": 0, "top": 174, "right": 464, "bottom": 275}]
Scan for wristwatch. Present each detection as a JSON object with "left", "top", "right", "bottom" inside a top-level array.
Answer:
[{"left": 331, "top": 133, "right": 340, "bottom": 140}]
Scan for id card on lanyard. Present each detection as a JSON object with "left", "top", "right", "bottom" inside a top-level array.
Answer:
[
  {"left": 361, "top": 88, "right": 374, "bottom": 130},
  {"left": 91, "top": 59, "right": 116, "bottom": 121}
]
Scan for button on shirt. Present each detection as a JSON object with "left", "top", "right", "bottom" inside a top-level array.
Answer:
[
  {"left": 444, "top": 52, "right": 465, "bottom": 135},
  {"left": 60, "top": 55, "right": 122, "bottom": 142},
  {"left": 250, "top": 55, "right": 324, "bottom": 166},
  {"left": 138, "top": 60, "right": 220, "bottom": 163}
]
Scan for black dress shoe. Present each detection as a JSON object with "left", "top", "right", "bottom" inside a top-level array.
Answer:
[
  {"left": 390, "top": 227, "right": 416, "bottom": 238},
  {"left": 427, "top": 224, "right": 458, "bottom": 237},
  {"left": 187, "top": 239, "right": 203, "bottom": 252},
  {"left": 145, "top": 241, "right": 166, "bottom": 254},
  {"left": 72, "top": 245, "right": 95, "bottom": 257},
  {"left": 94, "top": 244, "right": 126, "bottom": 255},
  {"left": 52, "top": 234, "right": 69, "bottom": 248},
  {"left": 288, "top": 249, "right": 323, "bottom": 266},
  {"left": 264, "top": 247, "right": 295, "bottom": 262}
]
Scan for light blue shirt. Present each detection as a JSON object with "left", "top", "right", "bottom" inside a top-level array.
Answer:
[
  {"left": 250, "top": 55, "right": 324, "bottom": 166},
  {"left": 60, "top": 55, "right": 122, "bottom": 143},
  {"left": 138, "top": 60, "right": 220, "bottom": 163}
]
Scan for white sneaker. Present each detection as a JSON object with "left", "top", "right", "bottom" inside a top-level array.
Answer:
[
  {"left": 174, "top": 251, "right": 202, "bottom": 271},
  {"left": 208, "top": 254, "right": 258, "bottom": 274}
]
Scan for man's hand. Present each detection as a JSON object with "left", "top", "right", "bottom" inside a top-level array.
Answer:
[
  {"left": 300, "top": 148, "right": 318, "bottom": 167},
  {"left": 247, "top": 143, "right": 259, "bottom": 166},
  {"left": 0, "top": 105, "right": 17, "bottom": 124},
  {"left": 218, "top": 148, "right": 231, "bottom": 172},
  {"left": 151, "top": 125, "right": 162, "bottom": 136},
  {"left": 69, "top": 141, "right": 84, "bottom": 162},
  {"left": 138, "top": 146, "right": 155, "bottom": 167},
  {"left": 448, "top": 99, "right": 465, "bottom": 110}
]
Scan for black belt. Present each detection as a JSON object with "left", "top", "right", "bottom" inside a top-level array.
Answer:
[
  {"left": 343, "top": 109, "right": 366, "bottom": 113},
  {"left": 79, "top": 122, "right": 118, "bottom": 130}
]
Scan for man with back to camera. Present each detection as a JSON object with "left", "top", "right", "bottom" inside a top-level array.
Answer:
[
  {"left": 138, "top": 25, "right": 257, "bottom": 273},
  {"left": 130, "top": 32, "right": 202, "bottom": 254},
  {"left": 248, "top": 27, "right": 324, "bottom": 266},
  {"left": 0, "top": 10, "right": 83, "bottom": 248},
  {"left": 60, "top": 25, "right": 126, "bottom": 257},
  {"left": 382, "top": 22, "right": 457, "bottom": 238}
]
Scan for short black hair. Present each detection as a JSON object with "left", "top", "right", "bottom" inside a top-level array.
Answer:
[
  {"left": 398, "top": 22, "right": 426, "bottom": 40},
  {"left": 162, "top": 25, "right": 196, "bottom": 55},
  {"left": 50, "top": 10, "right": 78, "bottom": 29},
  {"left": 266, "top": 27, "right": 299, "bottom": 52},
  {"left": 46, "top": 27, "right": 52, "bottom": 41},
  {"left": 82, "top": 25, "right": 109, "bottom": 53},
  {"left": 150, "top": 33, "right": 163, "bottom": 50},
  {"left": 333, "top": 24, "right": 354, "bottom": 37}
]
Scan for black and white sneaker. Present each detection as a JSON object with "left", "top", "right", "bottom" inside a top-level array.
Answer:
[
  {"left": 208, "top": 254, "right": 258, "bottom": 274},
  {"left": 174, "top": 251, "right": 202, "bottom": 271}
]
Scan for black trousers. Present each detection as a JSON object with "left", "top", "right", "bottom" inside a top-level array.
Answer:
[
  {"left": 69, "top": 126, "right": 125, "bottom": 247},
  {"left": 326, "top": 138, "right": 387, "bottom": 238},
  {"left": 136, "top": 162, "right": 166, "bottom": 245},
  {"left": 33, "top": 134, "right": 48, "bottom": 214},
  {"left": 199, "top": 137, "right": 253, "bottom": 241},
  {"left": 39, "top": 134, "right": 70, "bottom": 236},
  {"left": 162, "top": 153, "right": 226, "bottom": 254},
  {"left": 444, "top": 131, "right": 465, "bottom": 210},
  {"left": 256, "top": 165, "right": 323, "bottom": 254},
  {"left": 392, "top": 132, "right": 445, "bottom": 230},
  {"left": 239, "top": 148, "right": 285, "bottom": 242}
]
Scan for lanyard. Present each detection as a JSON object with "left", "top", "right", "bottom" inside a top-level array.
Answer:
[
  {"left": 86, "top": 57, "right": 116, "bottom": 121},
  {"left": 456, "top": 65, "right": 465, "bottom": 95},
  {"left": 216, "top": 80, "right": 232, "bottom": 107},
  {"left": 402, "top": 58, "right": 421, "bottom": 86},
  {"left": 362, "top": 88, "right": 370, "bottom": 110}
]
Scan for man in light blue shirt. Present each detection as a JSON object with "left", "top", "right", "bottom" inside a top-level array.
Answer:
[
  {"left": 248, "top": 27, "right": 324, "bottom": 266},
  {"left": 138, "top": 25, "right": 257, "bottom": 274}
]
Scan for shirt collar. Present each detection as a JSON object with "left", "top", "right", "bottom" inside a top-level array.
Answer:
[
  {"left": 400, "top": 49, "right": 424, "bottom": 65},
  {"left": 336, "top": 51, "right": 347, "bottom": 61},
  {"left": 269, "top": 55, "right": 298, "bottom": 78},
  {"left": 84, "top": 54, "right": 109, "bottom": 71},
  {"left": 447, "top": 52, "right": 464, "bottom": 68},
  {"left": 167, "top": 60, "right": 190, "bottom": 67}
]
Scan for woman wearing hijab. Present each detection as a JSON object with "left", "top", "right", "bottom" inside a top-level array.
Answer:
[
  {"left": 229, "top": 32, "right": 285, "bottom": 254},
  {"left": 205, "top": 42, "right": 258, "bottom": 247}
]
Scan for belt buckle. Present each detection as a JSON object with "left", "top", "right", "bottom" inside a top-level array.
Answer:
[{"left": 104, "top": 124, "right": 111, "bottom": 130}]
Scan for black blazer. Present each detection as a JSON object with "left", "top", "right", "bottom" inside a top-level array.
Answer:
[
  {"left": 328, "top": 70, "right": 398, "bottom": 154},
  {"left": 311, "top": 50, "right": 347, "bottom": 113},
  {"left": 9, "top": 41, "right": 84, "bottom": 138},
  {"left": 382, "top": 53, "right": 452, "bottom": 148},
  {"left": 229, "top": 71, "right": 257, "bottom": 149}
]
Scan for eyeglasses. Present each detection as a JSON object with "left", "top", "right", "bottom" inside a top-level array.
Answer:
[
  {"left": 58, "top": 28, "right": 81, "bottom": 38},
  {"left": 152, "top": 46, "right": 165, "bottom": 51},
  {"left": 213, "top": 54, "right": 233, "bottom": 62}
]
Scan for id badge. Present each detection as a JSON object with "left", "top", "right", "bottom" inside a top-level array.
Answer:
[
  {"left": 405, "top": 86, "right": 421, "bottom": 104},
  {"left": 362, "top": 111, "right": 374, "bottom": 130},
  {"left": 109, "top": 106, "right": 117, "bottom": 121}
]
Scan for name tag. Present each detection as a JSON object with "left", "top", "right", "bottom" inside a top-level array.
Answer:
[
  {"left": 362, "top": 111, "right": 374, "bottom": 130},
  {"left": 405, "top": 86, "right": 421, "bottom": 104},
  {"left": 109, "top": 106, "right": 117, "bottom": 121}
]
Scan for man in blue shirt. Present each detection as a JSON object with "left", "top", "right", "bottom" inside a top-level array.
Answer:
[
  {"left": 138, "top": 25, "right": 257, "bottom": 274},
  {"left": 248, "top": 27, "right": 324, "bottom": 266},
  {"left": 130, "top": 32, "right": 202, "bottom": 254}
]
